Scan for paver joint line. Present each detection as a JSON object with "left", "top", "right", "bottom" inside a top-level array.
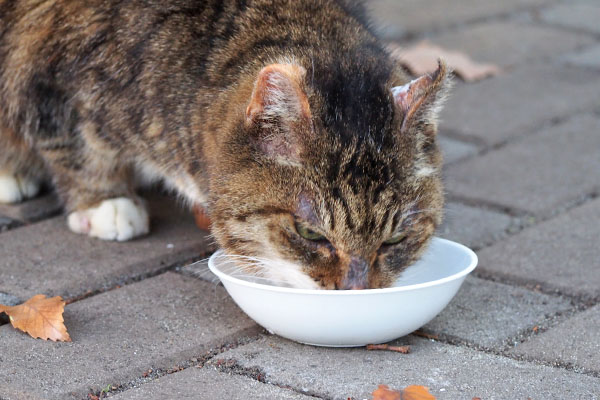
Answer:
[
  {"left": 210, "top": 358, "right": 330, "bottom": 400},
  {"left": 85, "top": 328, "right": 264, "bottom": 400}
]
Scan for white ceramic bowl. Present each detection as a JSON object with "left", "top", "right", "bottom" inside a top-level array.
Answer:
[{"left": 208, "top": 237, "right": 477, "bottom": 347}]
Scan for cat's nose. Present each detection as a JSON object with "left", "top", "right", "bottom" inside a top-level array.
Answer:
[{"left": 339, "top": 256, "right": 369, "bottom": 290}]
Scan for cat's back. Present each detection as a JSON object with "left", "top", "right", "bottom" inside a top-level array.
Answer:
[
  {"left": 0, "top": 0, "right": 388, "bottom": 143},
  {"left": 0, "top": 0, "right": 247, "bottom": 133},
  {"left": 0, "top": 0, "right": 373, "bottom": 84}
]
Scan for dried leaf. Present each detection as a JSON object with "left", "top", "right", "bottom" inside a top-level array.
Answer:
[
  {"left": 193, "top": 204, "right": 211, "bottom": 231},
  {"left": 402, "top": 385, "right": 436, "bottom": 400},
  {"left": 372, "top": 385, "right": 402, "bottom": 400},
  {"left": 389, "top": 40, "right": 501, "bottom": 82},
  {"left": 0, "top": 294, "right": 71, "bottom": 341},
  {"left": 372, "top": 384, "right": 436, "bottom": 400}
]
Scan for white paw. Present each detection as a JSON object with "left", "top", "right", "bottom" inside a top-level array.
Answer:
[
  {"left": 67, "top": 197, "right": 149, "bottom": 241},
  {"left": 0, "top": 173, "right": 40, "bottom": 203}
]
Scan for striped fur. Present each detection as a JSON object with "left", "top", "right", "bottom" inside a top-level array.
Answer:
[{"left": 0, "top": 0, "right": 450, "bottom": 288}]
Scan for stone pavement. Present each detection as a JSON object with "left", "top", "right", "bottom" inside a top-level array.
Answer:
[{"left": 1, "top": 1, "right": 599, "bottom": 399}]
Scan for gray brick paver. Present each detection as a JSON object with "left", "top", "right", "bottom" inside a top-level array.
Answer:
[
  {"left": 564, "top": 44, "right": 600, "bottom": 70},
  {"left": 2, "top": 1, "right": 600, "bottom": 399},
  {"left": 478, "top": 197, "right": 600, "bottom": 300},
  {"left": 0, "top": 292, "right": 20, "bottom": 307},
  {"left": 0, "top": 196, "right": 213, "bottom": 301},
  {"left": 0, "top": 292, "right": 21, "bottom": 325},
  {"left": 540, "top": 2, "right": 600, "bottom": 35},
  {"left": 438, "top": 135, "right": 479, "bottom": 165},
  {"left": 0, "top": 272, "right": 259, "bottom": 400},
  {"left": 438, "top": 202, "right": 514, "bottom": 249},
  {"left": 0, "top": 193, "right": 62, "bottom": 224},
  {"left": 445, "top": 114, "right": 600, "bottom": 216},
  {"left": 510, "top": 304, "right": 600, "bottom": 374},
  {"left": 425, "top": 21, "right": 596, "bottom": 68},
  {"left": 0, "top": 388, "right": 44, "bottom": 400},
  {"left": 212, "top": 335, "right": 600, "bottom": 400},
  {"left": 369, "top": 0, "right": 553, "bottom": 39},
  {"left": 422, "top": 276, "right": 572, "bottom": 350},
  {"left": 440, "top": 65, "right": 600, "bottom": 145},
  {"left": 110, "top": 366, "right": 314, "bottom": 400}
]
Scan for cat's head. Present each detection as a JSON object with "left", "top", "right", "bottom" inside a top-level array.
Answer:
[{"left": 209, "top": 59, "right": 451, "bottom": 289}]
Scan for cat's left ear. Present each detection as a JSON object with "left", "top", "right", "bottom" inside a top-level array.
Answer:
[
  {"left": 245, "top": 64, "right": 312, "bottom": 163},
  {"left": 391, "top": 60, "right": 452, "bottom": 133}
]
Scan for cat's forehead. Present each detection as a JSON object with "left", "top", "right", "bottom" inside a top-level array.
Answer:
[{"left": 312, "top": 136, "right": 405, "bottom": 191}]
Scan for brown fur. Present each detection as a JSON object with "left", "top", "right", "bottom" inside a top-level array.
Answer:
[{"left": 0, "top": 0, "right": 451, "bottom": 289}]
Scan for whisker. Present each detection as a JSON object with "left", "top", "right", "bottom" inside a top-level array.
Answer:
[{"left": 403, "top": 208, "right": 437, "bottom": 218}]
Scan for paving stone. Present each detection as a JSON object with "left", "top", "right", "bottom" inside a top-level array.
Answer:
[
  {"left": 0, "top": 388, "right": 44, "bottom": 400},
  {"left": 437, "top": 202, "right": 514, "bottom": 249},
  {"left": 422, "top": 276, "right": 572, "bottom": 350},
  {"left": 477, "top": 197, "right": 600, "bottom": 300},
  {"left": 213, "top": 335, "right": 600, "bottom": 400},
  {"left": 0, "top": 192, "right": 62, "bottom": 223},
  {"left": 440, "top": 65, "right": 600, "bottom": 145},
  {"left": 369, "top": 0, "right": 551, "bottom": 39},
  {"left": 540, "top": 2, "right": 600, "bottom": 35},
  {"left": 564, "top": 44, "right": 600, "bottom": 70},
  {"left": 510, "top": 304, "right": 600, "bottom": 374},
  {"left": 110, "top": 366, "right": 313, "bottom": 400},
  {"left": 0, "top": 292, "right": 20, "bottom": 306},
  {"left": 438, "top": 135, "right": 479, "bottom": 165},
  {"left": 425, "top": 21, "right": 596, "bottom": 68},
  {"left": 0, "top": 196, "right": 214, "bottom": 301},
  {"left": 0, "top": 272, "right": 260, "bottom": 400},
  {"left": 0, "top": 292, "right": 21, "bottom": 325},
  {"left": 445, "top": 114, "right": 600, "bottom": 215}
]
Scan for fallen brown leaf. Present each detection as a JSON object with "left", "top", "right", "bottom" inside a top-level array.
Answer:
[
  {"left": 372, "top": 384, "right": 436, "bottom": 400},
  {"left": 193, "top": 204, "right": 211, "bottom": 231},
  {"left": 366, "top": 344, "right": 411, "bottom": 353},
  {"left": 402, "top": 385, "right": 436, "bottom": 400},
  {"left": 389, "top": 40, "right": 501, "bottom": 82},
  {"left": 372, "top": 385, "right": 402, "bottom": 400},
  {"left": 0, "top": 294, "right": 71, "bottom": 341}
]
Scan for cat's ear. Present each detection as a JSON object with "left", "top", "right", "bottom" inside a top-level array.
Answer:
[
  {"left": 245, "top": 64, "right": 312, "bottom": 163},
  {"left": 391, "top": 60, "right": 452, "bottom": 133}
]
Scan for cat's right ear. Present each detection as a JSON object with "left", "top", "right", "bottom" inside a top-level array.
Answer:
[
  {"left": 391, "top": 60, "right": 452, "bottom": 134},
  {"left": 245, "top": 64, "right": 312, "bottom": 163}
]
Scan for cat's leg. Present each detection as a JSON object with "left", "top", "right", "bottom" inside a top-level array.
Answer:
[
  {"left": 0, "top": 125, "right": 46, "bottom": 203},
  {"left": 37, "top": 133, "right": 149, "bottom": 241}
]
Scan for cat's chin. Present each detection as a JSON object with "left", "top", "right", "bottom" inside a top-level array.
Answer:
[
  {"left": 215, "top": 253, "right": 323, "bottom": 290},
  {"left": 218, "top": 253, "right": 321, "bottom": 290},
  {"left": 255, "top": 257, "right": 321, "bottom": 290}
]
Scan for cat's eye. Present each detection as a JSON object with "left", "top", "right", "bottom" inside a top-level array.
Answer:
[
  {"left": 295, "top": 221, "right": 326, "bottom": 241},
  {"left": 383, "top": 232, "right": 407, "bottom": 245}
]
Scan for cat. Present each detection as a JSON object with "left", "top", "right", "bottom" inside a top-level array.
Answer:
[{"left": 0, "top": 0, "right": 451, "bottom": 289}]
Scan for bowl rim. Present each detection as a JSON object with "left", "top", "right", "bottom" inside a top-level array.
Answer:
[{"left": 207, "top": 237, "right": 478, "bottom": 296}]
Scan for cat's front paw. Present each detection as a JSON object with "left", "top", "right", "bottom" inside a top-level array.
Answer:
[
  {"left": 67, "top": 197, "right": 149, "bottom": 241},
  {"left": 0, "top": 173, "right": 40, "bottom": 203}
]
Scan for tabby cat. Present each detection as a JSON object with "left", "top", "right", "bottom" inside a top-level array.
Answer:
[{"left": 0, "top": 0, "right": 451, "bottom": 289}]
